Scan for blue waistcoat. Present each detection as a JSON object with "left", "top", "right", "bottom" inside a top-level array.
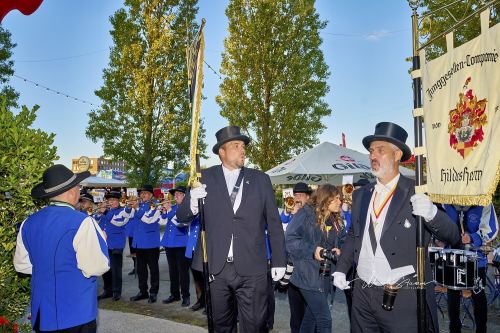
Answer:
[
  {"left": 160, "top": 205, "right": 188, "bottom": 248},
  {"left": 185, "top": 216, "right": 201, "bottom": 258},
  {"left": 132, "top": 202, "right": 160, "bottom": 249},
  {"left": 22, "top": 205, "right": 108, "bottom": 330},
  {"left": 102, "top": 207, "right": 127, "bottom": 250}
]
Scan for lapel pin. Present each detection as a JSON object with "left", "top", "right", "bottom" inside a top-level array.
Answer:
[
  {"left": 245, "top": 180, "right": 249, "bottom": 184},
  {"left": 404, "top": 219, "right": 411, "bottom": 229}
]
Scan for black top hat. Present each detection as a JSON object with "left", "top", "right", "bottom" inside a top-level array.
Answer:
[
  {"left": 212, "top": 125, "right": 250, "bottom": 154},
  {"left": 79, "top": 192, "right": 94, "bottom": 203},
  {"left": 362, "top": 122, "right": 412, "bottom": 162},
  {"left": 31, "top": 164, "right": 90, "bottom": 199},
  {"left": 353, "top": 178, "right": 370, "bottom": 187},
  {"left": 168, "top": 186, "right": 186, "bottom": 195},
  {"left": 105, "top": 191, "right": 121, "bottom": 199},
  {"left": 138, "top": 184, "right": 154, "bottom": 194},
  {"left": 293, "top": 182, "right": 313, "bottom": 194}
]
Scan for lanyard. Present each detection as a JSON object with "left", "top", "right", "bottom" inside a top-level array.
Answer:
[{"left": 371, "top": 185, "right": 396, "bottom": 224}]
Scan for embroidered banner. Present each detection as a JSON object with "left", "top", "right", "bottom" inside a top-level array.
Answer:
[{"left": 420, "top": 9, "right": 500, "bottom": 206}]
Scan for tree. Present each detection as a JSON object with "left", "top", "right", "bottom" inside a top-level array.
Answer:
[
  {"left": 0, "top": 99, "right": 58, "bottom": 323},
  {"left": 87, "top": 0, "right": 205, "bottom": 186},
  {"left": 216, "top": 0, "right": 331, "bottom": 171},
  {"left": 0, "top": 26, "right": 19, "bottom": 109},
  {"left": 419, "top": 0, "right": 500, "bottom": 61}
]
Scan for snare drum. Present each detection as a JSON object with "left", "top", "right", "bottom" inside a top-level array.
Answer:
[{"left": 430, "top": 248, "right": 479, "bottom": 290}]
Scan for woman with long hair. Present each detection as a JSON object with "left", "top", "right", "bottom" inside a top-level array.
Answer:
[{"left": 285, "top": 184, "right": 343, "bottom": 333}]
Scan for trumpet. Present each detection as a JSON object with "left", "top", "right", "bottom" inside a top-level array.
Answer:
[
  {"left": 86, "top": 206, "right": 94, "bottom": 216},
  {"left": 284, "top": 196, "right": 295, "bottom": 213},
  {"left": 342, "top": 183, "right": 354, "bottom": 208},
  {"left": 126, "top": 195, "right": 139, "bottom": 209},
  {"left": 119, "top": 192, "right": 127, "bottom": 207}
]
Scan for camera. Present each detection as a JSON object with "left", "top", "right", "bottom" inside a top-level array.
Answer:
[
  {"left": 274, "top": 262, "right": 294, "bottom": 293},
  {"left": 319, "top": 248, "right": 338, "bottom": 263}
]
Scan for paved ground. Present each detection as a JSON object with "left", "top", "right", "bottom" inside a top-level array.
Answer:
[{"left": 96, "top": 243, "right": 500, "bottom": 332}]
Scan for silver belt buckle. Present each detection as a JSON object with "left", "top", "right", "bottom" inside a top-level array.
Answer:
[{"left": 227, "top": 256, "right": 234, "bottom": 263}]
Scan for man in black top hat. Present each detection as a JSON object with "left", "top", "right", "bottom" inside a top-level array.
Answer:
[
  {"left": 332, "top": 122, "right": 459, "bottom": 333},
  {"left": 177, "top": 125, "right": 286, "bottom": 332}
]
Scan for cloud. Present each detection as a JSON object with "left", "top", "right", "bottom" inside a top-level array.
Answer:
[{"left": 364, "top": 30, "right": 391, "bottom": 42}]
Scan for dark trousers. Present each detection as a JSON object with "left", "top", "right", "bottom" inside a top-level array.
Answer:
[
  {"left": 136, "top": 247, "right": 160, "bottom": 294},
  {"left": 165, "top": 247, "right": 190, "bottom": 299},
  {"left": 447, "top": 267, "right": 487, "bottom": 333},
  {"left": 267, "top": 269, "right": 275, "bottom": 330},
  {"left": 128, "top": 237, "right": 136, "bottom": 254},
  {"left": 288, "top": 283, "right": 306, "bottom": 333},
  {"left": 102, "top": 249, "right": 123, "bottom": 294},
  {"left": 192, "top": 267, "right": 205, "bottom": 304},
  {"left": 34, "top": 318, "right": 96, "bottom": 333},
  {"left": 299, "top": 287, "right": 332, "bottom": 333},
  {"left": 211, "top": 262, "right": 269, "bottom": 333}
]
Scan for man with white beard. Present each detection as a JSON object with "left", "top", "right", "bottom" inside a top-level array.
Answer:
[{"left": 332, "top": 122, "right": 459, "bottom": 333}]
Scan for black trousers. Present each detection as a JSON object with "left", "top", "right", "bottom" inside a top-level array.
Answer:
[
  {"left": 136, "top": 247, "right": 160, "bottom": 294},
  {"left": 192, "top": 266, "right": 205, "bottom": 304},
  {"left": 447, "top": 267, "right": 487, "bottom": 333},
  {"left": 34, "top": 318, "right": 96, "bottom": 333},
  {"left": 288, "top": 282, "right": 306, "bottom": 333},
  {"left": 266, "top": 269, "right": 275, "bottom": 329},
  {"left": 102, "top": 249, "right": 123, "bottom": 295},
  {"left": 128, "top": 237, "right": 137, "bottom": 254},
  {"left": 211, "top": 261, "right": 269, "bottom": 333},
  {"left": 165, "top": 247, "right": 190, "bottom": 299}
]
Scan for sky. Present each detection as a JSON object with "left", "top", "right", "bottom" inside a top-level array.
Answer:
[{"left": 2, "top": 0, "right": 416, "bottom": 170}]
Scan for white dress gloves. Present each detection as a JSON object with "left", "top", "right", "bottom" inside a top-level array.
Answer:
[
  {"left": 332, "top": 272, "right": 351, "bottom": 290},
  {"left": 190, "top": 184, "right": 207, "bottom": 215},
  {"left": 271, "top": 267, "right": 286, "bottom": 282},
  {"left": 410, "top": 193, "right": 438, "bottom": 222}
]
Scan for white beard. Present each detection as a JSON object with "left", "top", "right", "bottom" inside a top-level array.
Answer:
[{"left": 371, "top": 161, "right": 395, "bottom": 180}]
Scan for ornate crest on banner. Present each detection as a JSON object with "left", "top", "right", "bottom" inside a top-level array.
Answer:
[{"left": 448, "top": 77, "right": 487, "bottom": 159}]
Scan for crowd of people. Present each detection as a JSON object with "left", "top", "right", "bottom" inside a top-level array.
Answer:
[{"left": 13, "top": 123, "right": 499, "bottom": 333}]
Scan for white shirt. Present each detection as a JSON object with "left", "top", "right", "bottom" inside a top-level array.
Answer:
[
  {"left": 222, "top": 164, "right": 244, "bottom": 259},
  {"left": 357, "top": 173, "right": 415, "bottom": 285}
]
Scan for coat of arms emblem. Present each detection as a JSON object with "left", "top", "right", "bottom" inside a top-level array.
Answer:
[{"left": 447, "top": 77, "right": 488, "bottom": 159}]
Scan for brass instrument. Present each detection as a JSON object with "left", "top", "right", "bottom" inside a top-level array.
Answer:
[
  {"left": 86, "top": 206, "right": 94, "bottom": 216},
  {"left": 284, "top": 196, "right": 295, "bottom": 213},
  {"left": 126, "top": 195, "right": 138, "bottom": 209},
  {"left": 342, "top": 183, "right": 354, "bottom": 208},
  {"left": 119, "top": 192, "right": 127, "bottom": 207}
]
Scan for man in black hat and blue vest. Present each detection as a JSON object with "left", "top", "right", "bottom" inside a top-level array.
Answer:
[
  {"left": 332, "top": 122, "right": 460, "bottom": 333},
  {"left": 177, "top": 125, "right": 287, "bottom": 333},
  {"left": 14, "top": 164, "right": 110, "bottom": 333}
]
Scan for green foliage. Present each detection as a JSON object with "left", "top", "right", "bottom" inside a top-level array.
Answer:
[
  {"left": 0, "top": 27, "right": 19, "bottom": 109},
  {"left": 87, "top": 0, "right": 206, "bottom": 187},
  {"left": 419, "top": 0, "right": 500, "bottom": 61},
  {"left": 217, "top": 0, "right": 331, "bottom": 171},
  {"left": 0, "top": 98, "right": 57, "bottom": 321}
]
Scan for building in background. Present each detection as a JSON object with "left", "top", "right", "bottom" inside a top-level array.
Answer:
[{"left": 71, "top": 156, "right": 126, "bottom": 175}]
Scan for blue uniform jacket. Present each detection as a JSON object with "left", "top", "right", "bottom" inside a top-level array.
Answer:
[
  {"left": 160, "top": 205, "right": 189, "bottom": 248},
  {"left": 132, "top": 202, "right": 160, "bottom": 249},
  {"left": 101, "top": 207, "right": 128, "bottom": 250},
  {"left": 185, "top": 216, "right": 201, "bottom": 258}
]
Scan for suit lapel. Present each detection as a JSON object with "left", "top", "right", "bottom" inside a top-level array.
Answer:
[
  {"left": 381, "top": 177, "right": 410, "bottom": 236},
  {"left": 358, "top": 186, "right": 373, "bottom": 238},
  {"left": 237, "top": 167, "right": 250, "bottom": 215}
]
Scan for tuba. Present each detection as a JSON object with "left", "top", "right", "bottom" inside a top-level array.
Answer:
[
  {"left": 284, "top": 196, "right": 295, "bottom": 213},
  {"left": 342, "top": 183, "right": 354, "bottom": 208}
]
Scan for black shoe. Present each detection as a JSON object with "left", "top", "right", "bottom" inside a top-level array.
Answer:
[
  {"left": 113, "top": 294, "right": 121, "bottom": 301},
  {"left": 190, "top": 301, "right": 205, "bottom": 311},
  {"left": 148, "top": 293, "right": 157, "bottom": 303},
  {"left": 162, "top": 295, "right": 180, "bottom": 304},
  {"left": 128, "top": 269, "right": 136, "bottom": 276},
  {"left": 130, "top": 292, "right": 149, "bottom": 301},
  {"left": 181, "top": 298, "right": 190, "bottom": 307},
  {"left": 98, "top": 292, "right": 112, "bottom": 300}
]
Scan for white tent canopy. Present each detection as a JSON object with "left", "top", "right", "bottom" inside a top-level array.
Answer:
[
  {"left": 266, "top": 141, "right": 414, "bottom": 185},
  {"left": 80, "top": 176, "right": 127, "bottom": 188}
]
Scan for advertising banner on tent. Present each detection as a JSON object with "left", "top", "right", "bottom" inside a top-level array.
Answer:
[{"left": 420, "top": 9, "right": 500, "bottom": 206}]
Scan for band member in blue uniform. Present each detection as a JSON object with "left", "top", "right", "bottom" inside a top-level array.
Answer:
[
  {"left": 443, "top": 204, "right": 498, "bottom": 333},
  {"left": 78, "top": 192, "right": 95, "bottom": 214},
  {"left": 184, "top": 216, "right": 205, "bottom": 311},
  {"left": 129, "top": 184, "right": 161, "bottom": 303},
  {"left": 160, "top": 186, "right": 191, "bottom": 306},
  {"left": 14, "top": 164, "right": 109, "bottom": 333},
  {"left": 98, "top": 191, "right": 131, "bottom": 301},
  {"left": 125, "top": 195, "right": 139, "bottom": 276}
]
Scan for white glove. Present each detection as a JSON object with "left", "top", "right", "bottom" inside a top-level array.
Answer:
[
  {"left": 190, "top": 184, "right": 207, "bottom": 215},
  {"left": 332, "top": 272, "right": 350, "bottom": 290},
  {"left": 271, "top": 267, "right": 286, "bottom": 282},
  {"left": 410, "top": 193, "right": 438, "bottom": 222}
]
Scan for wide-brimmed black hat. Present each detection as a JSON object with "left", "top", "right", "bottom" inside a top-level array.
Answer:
[
  {"left": 105, "top": 191, "right": 121, "bottom": 199},
  {"left": 31, "top": 164, "right": 90, "bottom": 199},
  {"left": 212, "top": 125, "right": 250, "bottom": 154},
  {"left": 168, "top": 186, "right": 186, "bottom": 195},
  {"left": 79, "top": 192, "right": 94, "bottom": 203},
  {"left": 362, "top": 122, "right": 412, "bottom": 162},
  {"left": 138, "top": 184, "right": 154, "bottom": 194},
  {"left": 293, "top": 182, "right": 313, "bottom": 194}
]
